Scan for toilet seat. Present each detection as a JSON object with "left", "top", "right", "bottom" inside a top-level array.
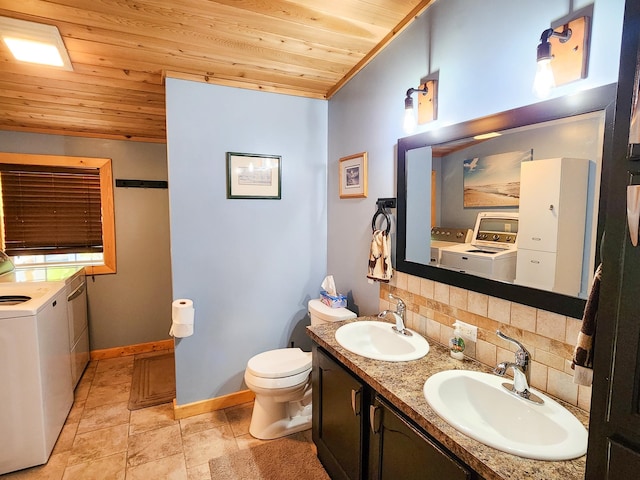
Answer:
[
  {"left": 245, "top": 368, "right": 311, "bottom": 390},
  {"left": 246, "top": 348, "right": 311, "bottom": 379}
]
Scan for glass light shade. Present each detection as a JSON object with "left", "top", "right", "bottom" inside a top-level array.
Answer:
[
  {"left": 533, "top": 58, "right": 555, "bottom": 99},
  {"left": 3, "top": 37, "right": 65, "bottom": 67},
  {"left": 403, "top": 106, "right": 417, "bottom": 134}
]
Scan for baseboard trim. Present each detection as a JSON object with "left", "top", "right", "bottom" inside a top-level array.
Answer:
[
  {"left": 90, "top": 339, "right": 174, "bottom": 360},
  {"left": 173, "top": 390, "right": 255, "bottom": 420}
]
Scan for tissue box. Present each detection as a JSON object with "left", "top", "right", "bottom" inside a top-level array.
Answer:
[{"left": 320, "top": 290, "right": 347, "bottom": 308}]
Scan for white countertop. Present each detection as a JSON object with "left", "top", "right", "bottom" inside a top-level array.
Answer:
[{"left": 0, "top": 266, "right": 84, "bottom": 284}]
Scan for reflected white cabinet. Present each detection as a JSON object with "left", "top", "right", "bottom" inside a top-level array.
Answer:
[{"left": 515, "top": 157, "right": 589, "bottom": 296}]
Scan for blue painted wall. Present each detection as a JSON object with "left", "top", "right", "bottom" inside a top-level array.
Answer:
[
  {"left": 166, "top": 0, "right": 625, "bottom": 405},
  {"left": 327, "top": 0, "right": 625, "bottom": 316},
  {"left": 166, "top": 81, "right": 328, "bottom": 404}
]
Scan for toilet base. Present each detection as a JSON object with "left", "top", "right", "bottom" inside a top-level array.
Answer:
[{"left": 249, "top": 384, "right": 312, "bottom": 440}]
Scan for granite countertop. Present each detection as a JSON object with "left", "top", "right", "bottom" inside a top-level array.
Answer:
[{"left": 307, "top": 317, "right": 588, "bottom": 480}]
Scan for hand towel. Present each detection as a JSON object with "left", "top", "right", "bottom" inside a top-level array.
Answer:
[
  {"left": 367, "top": 229, "right": 392, "bottom": 282},
  {"left": 571, "top": 263, "right": 602, "bottom": 386}
]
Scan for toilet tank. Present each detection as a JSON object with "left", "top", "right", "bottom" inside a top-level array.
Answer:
[{"left": 308, "top": 299, "right": 356, "bottom": 325}]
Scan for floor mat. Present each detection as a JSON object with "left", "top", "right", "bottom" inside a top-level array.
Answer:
[
  {"left": 208, "top": 431, "right": 329, "bottom": 480},
  {"left": 128, "top": 352, "right": 176, "bottom": 410}
]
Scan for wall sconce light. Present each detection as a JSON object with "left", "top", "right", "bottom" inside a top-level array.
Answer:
[
  {"left": 533, "top": 16, "right": 589, "bottom": 98},
  {"left": 403, "top": 80, "right": 437, "bottom": 133},
  {"left": 0, "top": 16, "right": 73, "bottom": 71}
]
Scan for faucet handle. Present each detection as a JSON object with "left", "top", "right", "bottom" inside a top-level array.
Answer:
[
  {"left": 388, "top": 294, "right": 405, "bottom": 312},
  {"left": 496, "top": 330, "right": 530, "bottom": 361}
]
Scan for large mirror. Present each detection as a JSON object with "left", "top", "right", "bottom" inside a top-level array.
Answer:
[{"left": 396, "top": 84, "right": 616, "bottom": 319}]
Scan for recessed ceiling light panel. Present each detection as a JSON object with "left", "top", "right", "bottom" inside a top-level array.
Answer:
[{"left": 0, "top": 16, "right": 73, "bottom": 71}]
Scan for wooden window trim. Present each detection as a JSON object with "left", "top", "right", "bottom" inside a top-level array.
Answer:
[{"left": 0, "top": 152, "right": 116, "bottom": 274}]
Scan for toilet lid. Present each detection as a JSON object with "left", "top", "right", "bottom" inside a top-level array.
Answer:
[{"left": 246, "top": 348, "right": 312, "bottom": 379}]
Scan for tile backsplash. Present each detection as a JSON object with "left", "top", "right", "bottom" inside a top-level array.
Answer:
[{"left": 380, "top": 272, "right": 591, "bottom": 412}]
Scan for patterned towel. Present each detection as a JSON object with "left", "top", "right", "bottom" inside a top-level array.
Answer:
[
  {"left": 571, "top": 263, "right": 602, "bottom": 386},
  {"left": 367, "top": 229, "right": 392, "bottom": 282}
]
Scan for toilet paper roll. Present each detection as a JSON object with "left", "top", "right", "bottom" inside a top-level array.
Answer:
[{"left": 170, "top": 298, "right": 195, "bottom": 338}]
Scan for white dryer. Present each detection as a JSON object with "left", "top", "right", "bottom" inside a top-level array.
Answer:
[{"left": 0, "top": 282, "right": 72, "bottom": 475}]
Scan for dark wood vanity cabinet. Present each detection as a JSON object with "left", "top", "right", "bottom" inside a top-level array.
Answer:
[
  {"left": 368, "top": 395, "right": 472, "bottom": 480},
  {"left": 312, "top": 345, "right": 476, "bottom": 480},
  {"left": 313, "top": 344, "right": 369, "bottom": 480}
]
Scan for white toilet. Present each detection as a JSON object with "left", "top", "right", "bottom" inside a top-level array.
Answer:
[{"left": 244, "top": 299, "right": 356, "bottom": 440}]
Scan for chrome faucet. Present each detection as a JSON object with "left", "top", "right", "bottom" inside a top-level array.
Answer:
[
  {"left": 493, "top": 330, "right": 543, "bottom": 405},
  {"left": 378, "top": 294, "right": 412, "bottom": 336}
]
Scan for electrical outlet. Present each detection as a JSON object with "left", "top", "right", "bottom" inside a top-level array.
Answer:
[{"left": 455, "top": 321, "right": 478, "bottom": 342}]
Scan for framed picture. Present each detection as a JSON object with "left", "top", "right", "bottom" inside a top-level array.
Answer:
[
  {"left": 339, "top": 152, "right": 368, "bottom": 198},
  {"left": 462, "top": 150, "right": 531, "bottom": 207},
  {"left": 226, "top": 152, "right": 281, "bottom": 199}
]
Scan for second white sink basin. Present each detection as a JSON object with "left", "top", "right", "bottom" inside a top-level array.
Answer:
[
  {"left": 423, "top": 369, "right": 588, "bottom": 461},
  {"left": 334, "top": 320, "right": 429, "bottom": 361}
]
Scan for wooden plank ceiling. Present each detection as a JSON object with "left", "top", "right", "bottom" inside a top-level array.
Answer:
[{"left": 0, "top": 0, "right": 433, "bottom": 143}]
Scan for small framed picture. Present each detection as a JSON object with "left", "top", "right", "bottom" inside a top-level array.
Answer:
[
  {"left": 226, "top": 152, "right": 281, "bottom": 199},
  {"left": 339, "top": 152, "right": 368, "bottom": 198}
]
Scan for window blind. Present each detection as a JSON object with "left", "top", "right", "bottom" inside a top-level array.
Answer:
[{"left": 0, "top": 165, "right": 103, "bottom": 256}]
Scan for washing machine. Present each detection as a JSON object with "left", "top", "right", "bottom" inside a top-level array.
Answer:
[
  {"left": 0, "top": 282, "right": 73, "bottom": 475},
  {"left": 440, "top": 212, "right": 519, "bottom": 282},
  {"left": 430, "top": 227, "right": 473, "bottom": 265}
]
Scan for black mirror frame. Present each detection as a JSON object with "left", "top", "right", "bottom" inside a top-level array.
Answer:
[{"left": 396, "top": 83, "right": 617, "bottom": 319}]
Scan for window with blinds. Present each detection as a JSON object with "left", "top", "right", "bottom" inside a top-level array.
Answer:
[{"left": 0, "top": 164, "right": 103, "bottom": 256}]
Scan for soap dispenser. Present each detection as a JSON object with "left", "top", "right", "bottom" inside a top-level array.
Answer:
[{"left": 449, "top": 321, "right": 465, "bottom": 360}]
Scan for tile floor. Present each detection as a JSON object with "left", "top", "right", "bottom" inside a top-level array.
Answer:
[{"left": 1, "top": 352, "right": 314, "bottom": 479}]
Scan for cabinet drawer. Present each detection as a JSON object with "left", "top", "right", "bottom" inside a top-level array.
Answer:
[
  {"left": 517, "top": 229, "right": 559, "bottom": 252},
  {"left": 515, "top": 249, "right": 557, "bottom": 290}
]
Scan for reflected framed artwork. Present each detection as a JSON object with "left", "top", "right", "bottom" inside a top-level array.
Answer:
[
  {"left": 226, "top": 152, "right": 281, "bottom": 199},
  {"left": 462, "top": 150, "right": 531, "bottom": 207},
  {"left": 339, "top": 152, "right": 368, "bottom": 198}
]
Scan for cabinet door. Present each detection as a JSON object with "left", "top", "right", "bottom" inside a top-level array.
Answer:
[
  {"left": 586, "top": 2, "right": 640, "bottom": 477},
  {"left": 368, "top": 396, "right": 471, "bottom": 480},
  {"left": 606, "top": 440, "right": 640, "bottom": 478},
  {"left": 313, "top": 346, "right": 367, "bottom": 480},
  {"left": 518, "top": 159, "right": 561, "bottom": 252}
]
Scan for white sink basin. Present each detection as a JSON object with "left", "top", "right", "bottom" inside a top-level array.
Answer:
[
  {"left": 423, "top": 370, "right": 587, "bottom": 461},
  {"left": 334, "top": 320, "right": 429, "bottom": 361}
]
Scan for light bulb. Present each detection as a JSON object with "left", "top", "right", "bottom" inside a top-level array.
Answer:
[
  {"left": 533, "top": 58, "right": 555, "bottom": 99},
  {"left": 403, "top": 106, "right": 416, "bottom": 134}
]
